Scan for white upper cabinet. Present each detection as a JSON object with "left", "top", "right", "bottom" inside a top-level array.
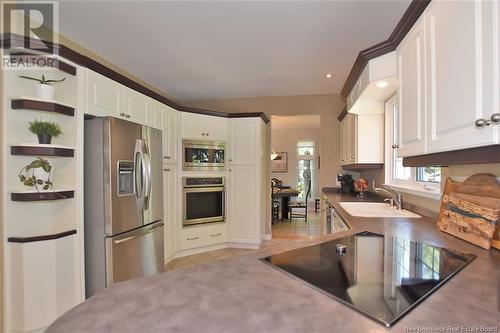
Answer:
[
  {"left": 86, "top": 70, "right": 122, "bottom": 117},
  {"left": 161, "top": 104, "right": 179, "bottom": 164},
  {"left": 397, "top": 15, "right": 426, "bottom": 157},
  {"left": 180, "top": 112, "right": 228, "bottom": 141},
  {"left": 425, "top": 0, "right": 498, "bottom": 153},
  {"left": 146, "top": 100, "right": 163, "bottom": 129},
  {"left": 229, "top": 118, "right": 261, "bottom": 166},
  {"left": 340, "top": 113, "right": 383, "bottom": 166},
  {"left": 123, "top": 88, "right": 149, "bottom": 124},
  {"left": 397, "top": 1, "right": 499, "bottom": 157}
]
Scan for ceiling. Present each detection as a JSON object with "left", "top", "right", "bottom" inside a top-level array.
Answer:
[
  {"left": 271, "top": 115, "right": 321, "bottom": 130},
  {"left": 57, "top": 1, "right": 411, "bottom": 102}
]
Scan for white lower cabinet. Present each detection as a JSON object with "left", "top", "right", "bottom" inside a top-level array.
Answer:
[
  {"left": 228, "top": 166, "right": 262, "bottom": 245},
  {"left": 180, "top": 223, "right": 228, "bottom": 250},
  {"left": 163, "top": 166, "right": 178, "bottom": 260}
]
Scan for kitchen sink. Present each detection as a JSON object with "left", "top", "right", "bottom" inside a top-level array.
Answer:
[{"left": 339, "top": 202, "right": 421, "bottom": 218}]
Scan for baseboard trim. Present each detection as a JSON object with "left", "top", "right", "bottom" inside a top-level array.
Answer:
[
  {"left": 227, "top": 242, "right": 261, "bottom": 250},
  {"left": 173, "top": 243, "right": 228, "bottom": 259}
]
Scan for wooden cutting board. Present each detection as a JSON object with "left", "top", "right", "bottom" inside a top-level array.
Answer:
[{"left": 438, "top": 173, "right": 500, "bottom": 250}]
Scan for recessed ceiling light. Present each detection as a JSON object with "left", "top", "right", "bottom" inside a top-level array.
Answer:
[
  {"left": 325, "top": 74, "right": 332, "bottom": 78},
  {"left": 376, "top": 81, "right": 389, "bottom": 88}
]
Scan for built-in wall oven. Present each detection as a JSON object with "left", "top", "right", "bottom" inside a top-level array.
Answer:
[
  {"left": 182, "top": 140, "right": 226, "bottom": 171},
  {"left": 182, "top": 177, "right": 225, "bottom": 226}
]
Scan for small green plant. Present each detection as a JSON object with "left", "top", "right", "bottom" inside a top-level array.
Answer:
[
  {"left": 19, "top": 157, "right": 53, "bottom": 191},
  {"left": 18, "top": 74, "right": 65, "bottom": 85},
  {"left": 29, "top": 119, "right": 62, "bottom": 137}
]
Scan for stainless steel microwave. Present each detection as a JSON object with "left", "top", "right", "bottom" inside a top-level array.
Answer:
[{"left": 182, "top": 140, "right": 226, "bottom": 171}]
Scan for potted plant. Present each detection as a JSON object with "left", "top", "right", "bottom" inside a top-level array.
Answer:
[
  {"left": 29, "top": 119, "right": 62, "bottom": 144},
  {"left": 18, "top": 157, "right": 53, "bottom": 191},
  {"left": 18, "top": 74, "right": 65, "bottom": 100}
]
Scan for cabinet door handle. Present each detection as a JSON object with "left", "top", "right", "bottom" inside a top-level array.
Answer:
[
  {"left": 392, "top": 144, "right": 399, "bottom": 149},
  {"left": 491, "top": 113, "right": 500, "bottom": 124},
  {"left": 163, "top": 156, "right": 171, "bottom": 159},
  {"left": 163, "top": 168, "right": 171, "bottom": 171},
  {"left": 475, "top": 118, "right": 491, "bottom": 128},
  {"left": 187, "top": 237, "right": 199, "bottom": 241},
  {"left": 120, "top": 112, "right": 126, "bottom": 116},
  {"left": 125, "top": 114, "right": 131, "bottom": 118},
  {"left": 210, "top": 233, "right": 222, "bottom": 237}
]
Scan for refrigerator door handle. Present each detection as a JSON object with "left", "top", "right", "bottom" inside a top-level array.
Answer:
[
  {"left": 143, "top": 141, "right": 152, "bottom": 210},
  {"left": 112, "top": 221, "right": 164, "bottom": 245},
  {"left": 134, "top": 139, "right": 147, "bottom": 207}
]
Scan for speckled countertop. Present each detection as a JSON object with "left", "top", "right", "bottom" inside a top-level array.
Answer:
[{"left": 47, "top": 190, "right": 499, "bottom": 333}]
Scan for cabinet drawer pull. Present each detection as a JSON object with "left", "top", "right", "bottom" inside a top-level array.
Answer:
[
  {"left": 491, "top": 113, "right": 500, "bottom": 124},
  {"left": 163, "top": 168, "right": 171, "bottom": 171},
  {"left": 164, "top": 156, "right": 171, "bottom": 159},
  {"left": 475, "top": 118, "right": 491, "bottom": 128},
  {"left": 210, "top": 233, "right": 222, "bottom": 237},
  {"left": 187, "top": 237, "right": 199, "bottom": 241},
  {"left": 392, "top": 144, "right": 399, "bottom": 149}
]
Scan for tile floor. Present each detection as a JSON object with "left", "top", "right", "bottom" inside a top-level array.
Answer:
[{"left": 166, "top": 205, "right": 322, "bottom": 271}]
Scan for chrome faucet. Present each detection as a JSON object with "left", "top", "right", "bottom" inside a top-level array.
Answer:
[{"left": 372, "top": 181, "right": 403, "bottom": 210}]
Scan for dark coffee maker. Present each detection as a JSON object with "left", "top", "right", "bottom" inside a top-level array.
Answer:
[{"left": 337, "top": 174, "right": 355, "bottom": 194}]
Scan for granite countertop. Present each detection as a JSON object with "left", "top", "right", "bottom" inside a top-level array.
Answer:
[{"left": 47, "top": 191, "right": 499, "bottom": 333}]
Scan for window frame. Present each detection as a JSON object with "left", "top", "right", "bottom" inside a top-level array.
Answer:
[{"left": 384, "top": 95, "right": 442, "bottom": 200}]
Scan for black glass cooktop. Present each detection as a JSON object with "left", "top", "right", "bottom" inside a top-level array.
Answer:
[{"left": 261, "top": 231, "right": 476, "bottom": 327}]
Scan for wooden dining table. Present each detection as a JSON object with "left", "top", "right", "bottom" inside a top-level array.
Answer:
[{"left": 273, "top": 188, "right": 300, "bottom": 221}]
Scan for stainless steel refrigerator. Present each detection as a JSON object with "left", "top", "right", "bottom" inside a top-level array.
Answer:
[{"left": 84, "top": 117, "right": 164, "bottom": 298}]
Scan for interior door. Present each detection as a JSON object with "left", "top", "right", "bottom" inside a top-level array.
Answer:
[{"left": 108, "top": 221, "right": 164, "bottom": 284}]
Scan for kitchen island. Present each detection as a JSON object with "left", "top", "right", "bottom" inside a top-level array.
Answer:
[{"left": 48, "top": 190, "right": 499, "bottom": 333}]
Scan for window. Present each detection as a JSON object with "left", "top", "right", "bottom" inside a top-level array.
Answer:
[
  {"left": 385, "top": 96, "right": 442, "bottom": 198},
  {"left": 297, "top": 141, "right": 315, "bottom": 199}
]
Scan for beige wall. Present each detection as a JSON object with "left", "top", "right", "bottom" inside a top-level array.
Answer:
[
  {"left": 185, "top": 94, "right": 345, "bottom": 191},
  {"left": 360, "top": 163, "right": 500, "bottom": 214},
  {"left": 271, "top": 127, "right": 321, "bottom": 198}
]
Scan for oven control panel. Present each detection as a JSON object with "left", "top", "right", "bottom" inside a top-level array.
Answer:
[{"left": 183, "top": 177, "right": 225, "bottom": 188}]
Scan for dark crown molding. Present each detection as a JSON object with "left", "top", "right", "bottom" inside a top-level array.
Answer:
[
  {"left": 340, "top": 0, "right": 431, "bottom": 100},
  {"left": 0, "top": 33, "right": 269, "bottom": 124}
]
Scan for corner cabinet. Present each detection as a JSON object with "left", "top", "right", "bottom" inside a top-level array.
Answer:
[
  {"left": 397, "top": 1, "right": 499, "bottom": 158},
  {"left": 340, "top": 113, "right": 384, "bottom": 167},
  {"left": 227, "top": 118, "right": 267, "bottom": 246}
]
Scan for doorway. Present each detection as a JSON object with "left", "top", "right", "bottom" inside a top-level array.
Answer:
[{"left": 270, "top": 115, "right": 321, "bottom": 239}]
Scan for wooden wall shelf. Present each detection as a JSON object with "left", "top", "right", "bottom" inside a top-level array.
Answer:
[
  {"left": 7, "top": 229, "right": 77, "bottom": 243},
  {"left": 11, "top": 144, "right": 74, "bottom": 157},
  {"left": 9, "top": 52, "right": 77, "bottom": 76},
  {"left": 11, "top": 190, "right": 75, "bottom": 202},
  {"left": 11, "top": 98, "right": 75, "bottom": 116}
]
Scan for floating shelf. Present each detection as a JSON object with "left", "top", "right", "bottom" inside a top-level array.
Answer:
[
  {"left": 11, "top": 97, "right": 75, "bottom": 116},
  {"left": 11, "top": 144, "right": 75, "bottom": 157},
  {"left": 9, "top": 52, "right": 77, "bottom": 76},
  {"left": 7, "top": 229, "right": 77, "bottom": 243},
  {"left": 10, "top": 189, "right": 75, "bottom": 202}
]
